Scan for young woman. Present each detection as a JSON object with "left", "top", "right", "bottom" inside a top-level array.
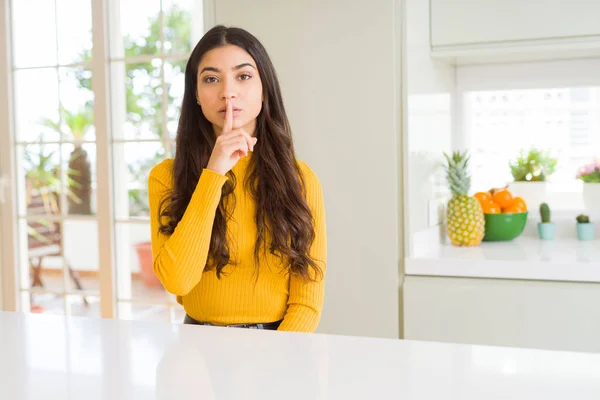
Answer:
[{"left": 148, "top": 25, "right": 326, "bottom": 332}]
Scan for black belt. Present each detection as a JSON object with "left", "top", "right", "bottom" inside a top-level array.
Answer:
[{"left": 184, "top": 314, "right": 282, "bottom": 330}]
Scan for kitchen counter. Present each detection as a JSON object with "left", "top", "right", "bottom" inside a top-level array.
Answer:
[
  {"left": 407, "top": 235, "right": 600, "bottom": 283},
  {"left": 1, "top": 311, "right": 600, "bottom": 399}
]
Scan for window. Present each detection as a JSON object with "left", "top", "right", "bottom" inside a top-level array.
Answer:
[
  {"left": 11, "top": 0, "right": 98, "bottom": 316},
  {"left": 465, "top": 87, "right": 600, "bottom": 206}
]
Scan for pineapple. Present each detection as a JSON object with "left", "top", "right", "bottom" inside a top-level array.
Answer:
[{"left": 443, "top": 151, "right": 484, "bottom": 246}]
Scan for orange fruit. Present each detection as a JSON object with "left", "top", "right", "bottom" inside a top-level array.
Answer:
[
  {"left": 481, "top": 201, "right": 501, "bottom": 214},
  {"left": 492, "top": 189, "right": 514, "bottom": 209},
  {"left": 510, "top": 196, "right": 527, "bottom": 211},
  {"left": 474, "top": 192, "right": 491, "bottom": 205},
  {"left": 488, "top": 186, "right": 508, "bottom": 196},
  {"left": 503, "top": 204, "right": 525, "bottom": 213}
]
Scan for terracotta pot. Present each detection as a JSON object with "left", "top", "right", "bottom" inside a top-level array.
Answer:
[{"left": 135, "top": 242, "right": 162, "bottom": 287}]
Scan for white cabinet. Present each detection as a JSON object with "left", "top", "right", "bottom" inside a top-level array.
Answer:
[
  {"left": 430, "top": 0, "right": 600, "bottom": 63},
  {"left": 404, "top": 276, "right": 600, "bottom": 353}
]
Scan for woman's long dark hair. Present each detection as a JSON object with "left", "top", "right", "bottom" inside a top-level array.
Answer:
[{"left": 158, "top": 25, "right": 321, "bottom": 281}]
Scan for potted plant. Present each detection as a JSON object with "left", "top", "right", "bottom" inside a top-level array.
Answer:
[
  {"left": 575, "top": 214, "right": 595, "bottom": 241},
  {"left": 40, "top": 105, "right": 94, "bottom": 215},
  {"left": 538, "top": 203, "right": 555, "bottom": 240},
  {"left": 509, "top": 148, "right": 557, "bottom": 212},
  {"left": 576, "top": 159, "right": 600, "bottom": 212}
]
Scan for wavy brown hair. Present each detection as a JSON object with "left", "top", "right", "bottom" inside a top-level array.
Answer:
[{"left": 158, "top": 25, "right": 321, "bottom": 281}]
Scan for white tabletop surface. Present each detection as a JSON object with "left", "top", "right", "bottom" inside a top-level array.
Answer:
[{"left": 1, "top": 311, "right": 600, "bottom": 399}]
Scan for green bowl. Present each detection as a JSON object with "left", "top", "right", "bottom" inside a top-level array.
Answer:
[{"left": 483, "top": 211, "right": 528, "bottom": 241}]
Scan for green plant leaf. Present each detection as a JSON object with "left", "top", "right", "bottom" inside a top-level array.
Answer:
[{"left": 509, "top": 148, "right": 557, "bottom": 182}]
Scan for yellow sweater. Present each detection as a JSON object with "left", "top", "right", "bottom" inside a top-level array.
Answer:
[{"left": 148, "top": 154, "right": 326, "bottom": 332}]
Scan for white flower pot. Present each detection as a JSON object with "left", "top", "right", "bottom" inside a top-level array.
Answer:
[
  {"left": 508, "top": 182, "right": 549, "bottom": 211},
  {"left": 582, "top": 183, "right": 600, "bottom": 212}
]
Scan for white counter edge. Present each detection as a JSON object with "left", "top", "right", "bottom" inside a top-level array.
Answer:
[{"left": 405, "top": 257, "right": 600, "bottom": 283}]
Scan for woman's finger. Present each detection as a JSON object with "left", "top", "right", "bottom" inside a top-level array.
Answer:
[{"left": 222, "top": 99, "right": 233, "bottom": 133}]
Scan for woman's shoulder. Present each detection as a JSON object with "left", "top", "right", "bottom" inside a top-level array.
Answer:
[
  {"left": 149, "top": 158, "right": 175, "bottom": 187},
  {"left": 296, "top": 159, "right": 321, "bottom": 188}
]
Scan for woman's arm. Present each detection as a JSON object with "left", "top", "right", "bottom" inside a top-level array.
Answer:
[
  {"left": 278, "top": 164, "right": 327, "bottom": 332},
  {"left": 148, "top": 159, "right": 228, "bottom": 296}
]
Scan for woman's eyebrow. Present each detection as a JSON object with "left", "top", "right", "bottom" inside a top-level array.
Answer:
[{"left": 199, "top": 63, "right": 256, "bottom": 74}]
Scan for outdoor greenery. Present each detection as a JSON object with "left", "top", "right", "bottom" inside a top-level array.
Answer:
[{"left": 26, "top": 7, "right": 191, "bottom": 217}]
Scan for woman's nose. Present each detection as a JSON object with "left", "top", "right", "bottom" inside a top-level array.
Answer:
[{"left": 220, "top": 78, "right": 238, "bottom": 100}]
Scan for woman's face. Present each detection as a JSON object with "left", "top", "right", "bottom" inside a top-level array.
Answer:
[{"left": 196, "top": 45, "right": 263, "bottom": 137}]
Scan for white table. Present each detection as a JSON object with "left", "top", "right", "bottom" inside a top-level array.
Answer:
[{"left": 1, "top": 311, "right": 600, "bottom": 399}]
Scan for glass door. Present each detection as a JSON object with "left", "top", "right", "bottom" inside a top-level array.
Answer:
[
  {"left": 5, "top": 0, "right": 205, "bottom": 322},
  {"left": 10, "top": 0, "right": 101, "bottom": 316}
]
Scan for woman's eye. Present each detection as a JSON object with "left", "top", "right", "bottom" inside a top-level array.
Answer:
[
  {"left": 203, "top": 76, "right": 218, "bottom": 83},
  {"left": 239, "top": 73, "right": 252, "bottom": 81}
]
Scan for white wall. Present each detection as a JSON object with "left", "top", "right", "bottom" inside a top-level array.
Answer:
[
  {"left": 213, "top": 0, "right": 403, "bottom": 338},
  {"left": 405, "top": 0, "right": 456, "bottom": 251}
]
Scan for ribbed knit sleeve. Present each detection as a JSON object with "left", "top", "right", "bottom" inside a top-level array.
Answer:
[
  {"left": 278, "top": 163, "right": 327, "bottom": 332},
  {"left": 148, "top": 159, "right": 229, "bottom": 296}
]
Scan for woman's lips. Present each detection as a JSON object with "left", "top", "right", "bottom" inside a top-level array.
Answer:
[{"left": 219, "top": 109, "right": 242, "bottom": 116}]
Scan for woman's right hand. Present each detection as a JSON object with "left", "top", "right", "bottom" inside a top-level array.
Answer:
[{"left": 206, "top": 100, "right": 257, "bottom": 176}]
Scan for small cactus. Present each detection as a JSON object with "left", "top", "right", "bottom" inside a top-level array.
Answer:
[
  {"left": 576, "top": 214, "right": 590, "bottom": 224},
  {"left": 539, "top": 203, "right": 551, "bottom": 223}
]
